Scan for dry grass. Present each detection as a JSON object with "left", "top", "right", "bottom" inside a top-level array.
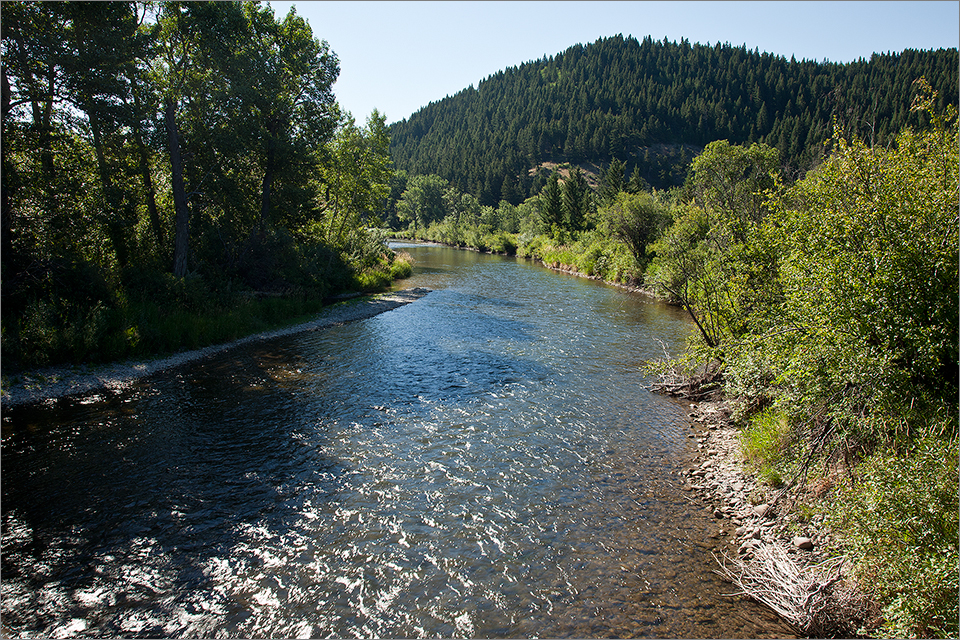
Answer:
[{"left": 716, "top": 543, "right": 875, "bottom": 638}]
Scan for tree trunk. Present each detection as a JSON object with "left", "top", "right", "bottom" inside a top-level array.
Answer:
[
  {"left": 129, "top": 71, "right": 163, "bottom": 247},
  {"left": 259, "top": 125, "right": 276, "bottom": 234},
  {"left": 38, "top": 63, "right": 55, "bottom": 181},
  {"left": 1, "top": 66, "right": 13, "bottom": 261},
  {"left": 165, "top": 96, "right": 190, "bottom": 278},
  {"left": 88, "top": 107, "right": 129, "bottom": 267},
  {"left": 137, "top": 132, "right": 164, "bottom": 248}
]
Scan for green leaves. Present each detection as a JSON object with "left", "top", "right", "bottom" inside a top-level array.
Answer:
[
  {"left": 320, "top": 110, "right": 392, "bottom": 246},
  {"left": 772, "top": 98, "right": 959, "bottom": 425},
  {"left": 646, "top": 141, "right": 783, "bottom": 350},
  {"left": 598, "top": 191, "right": 670, "bottom": 267},
  {"left": 830, "top": 430, "right": 959, "bottom": 637},
  {"left": 537, "top": 171, "right": 564, "bottom": 231}
]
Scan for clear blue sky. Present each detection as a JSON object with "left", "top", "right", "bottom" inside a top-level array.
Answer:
[{"left": 267, "top": 1, "right": 959, "bottom": 124}]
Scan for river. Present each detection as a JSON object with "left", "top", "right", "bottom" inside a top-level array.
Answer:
[{"left": 1, "top": 243, "right": 788, "bottom": 638}]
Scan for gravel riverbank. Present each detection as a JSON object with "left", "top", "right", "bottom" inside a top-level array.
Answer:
[
  {"left": 676, "top": 398, "right": 832, "bottom": 563},
  {"left": 1, "top": 287, "right": 431, "bottom": 409}
]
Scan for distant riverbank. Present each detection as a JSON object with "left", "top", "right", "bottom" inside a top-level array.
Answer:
[
  {"left": 393, "top": 235, "right": 664, "bottom": 301},
  {"left": 1, "top": 288, "right": 430, "bottom": 408}
]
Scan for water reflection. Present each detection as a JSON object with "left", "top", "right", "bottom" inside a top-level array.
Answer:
[{"left": 2, "top": 244, "right": 790, "bottom": 638}]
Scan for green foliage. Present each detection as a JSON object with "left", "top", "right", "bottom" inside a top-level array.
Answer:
[
  {"left": 538, "top": 171, "right": 564, "bottom": 231},
  {"left": 396, "top": 174, "right": 450, "bottom": 230},
  {"left": 390, "top": 34, "right": 958, "bottom": 201},
  {"left": 598, "top": 191, "right": 671, "bottom": 268},
  {"left": 388, "top": 251, "right": 414, "bottom": 279},
  {"left": 829, "top": 429, "right": 959, "bottom": 638},
  {"left": 523, "top": 230, "right": 645, "bottom": 285},
  {"left": 739, "top": 408, "right": 793, "bottom": 487},
  {"left": 352, "top": 248, "right": 414, "bottom": 292},
  {"left": 561, "top": 166, "right": 591, "bottom": 231},
  {"left": 1, "top": 2, "right": 411, "bottom": 370},
  {"left": 758, "top": 81, "right": 959, "bottom": 434},
  {"left": 648, "top": 86, "right": 959, "bottom": 637},
  {"left": 688, "top": 140, "right": 780, "bottom": 240},
  {"left": 320, "top": 110, "right": 392, "bottom": 245},
  {"left": 646, "top": 141, "right": 784, "bottom": 349}
]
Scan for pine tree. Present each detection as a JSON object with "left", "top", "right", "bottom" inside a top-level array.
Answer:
[
  {"left": 538, "top": 170, "right": 564, "bottom": 230},
  {"left": 562, "top": 166, "right": 590, "bottom": 231}
]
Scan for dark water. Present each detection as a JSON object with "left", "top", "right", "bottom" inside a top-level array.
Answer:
[{"left": 1, "top": 244, "right": 788, "bottom": 638}]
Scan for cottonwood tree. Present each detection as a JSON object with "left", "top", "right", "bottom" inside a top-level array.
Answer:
[
  {"left": 230, "top": 2, "right": 339, "bottom": 234},
  {"left": 154, "top": 1, "right": 241, "bottom": 277},
  {"left": 397, "top": 174, "right": 449, "bottom": 231},
  {"left": 61, "top": 2, "right": 146, "bottom": 268},
  {"left": 2, "top": 2, "right": 75, "bottom": 263},
  {"left": 320, "top": 110, "right": 391, "bottom": 246}
]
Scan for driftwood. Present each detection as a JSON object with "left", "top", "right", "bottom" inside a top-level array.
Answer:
[
  {"left": 647, "top": 359, "right": 724, "bottom": 401},
  {"left": 715, "top": 544, "right": 868, "bottom": 638}
]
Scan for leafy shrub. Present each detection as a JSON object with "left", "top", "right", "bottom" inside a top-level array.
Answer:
[
  {"left": 486, "top": 231, "right": 518, "bottom": 255},
  {"left": 516, "top": 233, "right": 549, "bottom": 260},
  {"left": 389, "top": 251, "right": 414, "bottom": 279},
  {"left": 828, "top": 429, "right": 959, "bottom": 638}
]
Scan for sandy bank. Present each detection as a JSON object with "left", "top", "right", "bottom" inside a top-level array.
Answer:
[{"left": 1, "top": 287, "right": 431, "bottom": 409}]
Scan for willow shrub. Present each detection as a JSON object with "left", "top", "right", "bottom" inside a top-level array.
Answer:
[
  {"left": 829, "top": 427, "right": 959, "bottom": 638},
  {"left": 525, "top": 231, "right": 645, "bottom": 285},
  {"left": 766, "top": 84, "right": 959, "bottom": 436},
  {"left": 725, "top": 83, "right": 959, "bottom": 637}
]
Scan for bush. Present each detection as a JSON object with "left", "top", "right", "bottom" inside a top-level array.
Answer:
[
  {"left": 740, "top": 408, "right": 793, "bottom": 487},
  {"left": 486, "top": 231, "right": 517, "bottom": 255},
  {"left": 828, "top": 429, "right": 959, "bottom": 638},
  {"left": 516, "top": 233, "right": 549, "bottom": 260},
  {"left": 389, "top": 251, "right": 414, "bottom": 279}
]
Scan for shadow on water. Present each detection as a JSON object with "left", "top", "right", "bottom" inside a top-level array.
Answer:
[{"left": 1, "top": 346, "right": 347, "bottom": 637}]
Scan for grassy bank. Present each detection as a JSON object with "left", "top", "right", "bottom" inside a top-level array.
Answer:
[
  {"left": 394, "top": 226, "right": 650, "bottom": 290},
  {"left": 3, "top": 250, "right": 415, "bottom": 373}
]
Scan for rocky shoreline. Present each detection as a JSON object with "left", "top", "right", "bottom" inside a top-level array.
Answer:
[
  {"left": 1, "top": 287, "right": 431, "bottom": 409},
  {"left": 676, "top": 398, "right": 833, "bottom": 566}
]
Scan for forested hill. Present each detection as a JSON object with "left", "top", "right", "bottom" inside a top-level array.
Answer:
[{"left": 389, "top": 35, "right": 958, "bottom": 204}]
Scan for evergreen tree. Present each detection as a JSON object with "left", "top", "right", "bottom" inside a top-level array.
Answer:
[
  {"left": 598, "top": 157, "right": 627, "bottom": 205},
  {"left": 562, "top": 166, "right": 590, "bottom": 231},
  {"left": 389, "top": 35, "right": 957, "bottom": 197},
  {"left": 538, "top": 170, "right": 564, "bottom": 230}
]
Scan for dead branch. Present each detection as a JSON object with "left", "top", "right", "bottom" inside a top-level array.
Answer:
[{"left": 715, "top": 543, "right": 867, "bottom": 637}]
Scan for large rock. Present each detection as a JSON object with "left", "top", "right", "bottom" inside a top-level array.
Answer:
[{"left": 752, "top": 503, "right": 773, "bottom": 518}]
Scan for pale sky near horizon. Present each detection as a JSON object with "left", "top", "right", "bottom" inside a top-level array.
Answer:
[{"left": 266, "top": 1, "right": 960, "bottom": 125}]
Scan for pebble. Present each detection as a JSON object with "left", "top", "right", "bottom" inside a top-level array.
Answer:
[
  {"left": 682, "top": 399, "right": 838, "bottom": 579},
  {"left": 792, "top": 536, "right": 814, "bottom": 550},
  {"left": 752, "top": 503, "right": 773, "bottom": 518},
  {"left": 738, "top": 539, "right": 761, "bottom": 555}
]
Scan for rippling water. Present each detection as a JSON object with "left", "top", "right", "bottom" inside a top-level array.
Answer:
[{"left": 2, "top": 244, "right": 788, "bottom": 638}]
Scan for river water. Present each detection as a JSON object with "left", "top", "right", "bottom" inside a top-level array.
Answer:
[{"left": 1, "top": 244, "right": 788, "bottom": 638}]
